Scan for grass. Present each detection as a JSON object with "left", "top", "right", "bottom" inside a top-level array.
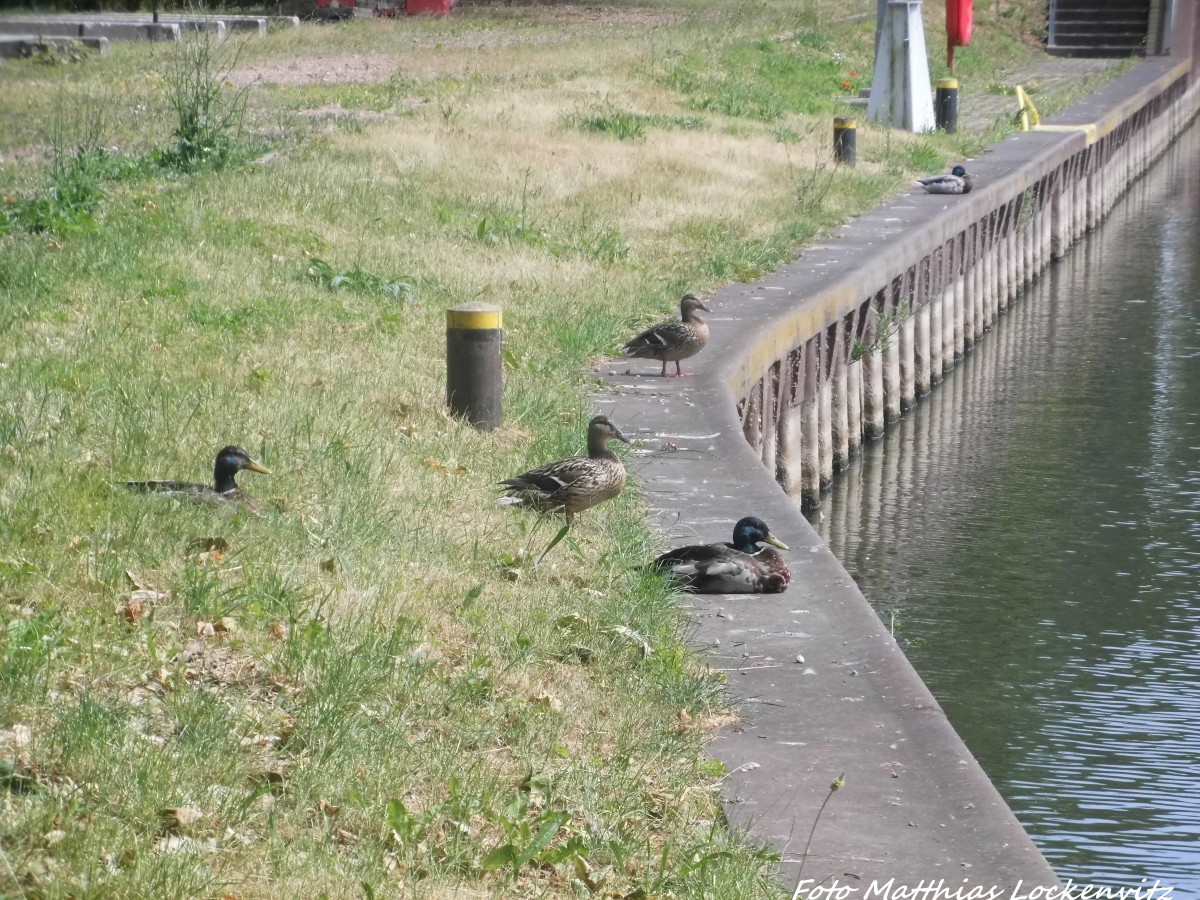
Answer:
[{"left": 0, "top": 0, "right": 1125, "bottom": 896}]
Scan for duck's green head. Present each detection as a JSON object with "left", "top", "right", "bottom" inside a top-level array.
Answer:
[
  {"left": 732, "top": 516, "right": 788, "bottom": 554},
  {"left": 215, "top": 445, "right": 271, "bottom": 482}
]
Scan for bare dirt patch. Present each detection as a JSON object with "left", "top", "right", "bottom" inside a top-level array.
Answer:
[{"left": 230, "top": 53, "right": 401, "bottom": 87}]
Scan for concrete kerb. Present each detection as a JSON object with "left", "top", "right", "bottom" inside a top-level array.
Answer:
[
  {"left": 0, "top": 35, "right": 109, "bottom": 58},
  {"left": 0, "top": 13, "right": 293, "bottom": 41},
  {"left": 81, "top": 22, "right": 180, "bottom": 42},
  {"left": 596, "top": 53, "right": 1197, "bottom": 893},
  {"left": 0, "top": 19, "right": 185, "bottom": 42}
]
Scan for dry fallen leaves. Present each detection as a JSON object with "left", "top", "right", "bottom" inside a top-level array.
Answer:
[
  {"left": 188, "top": 537, "right": 229, "bottom": 566},
  {"left": 116, "top": 598, "right": 147, "bottom": 624},
  {"left": 423, "top": 457, "right": 468, "bottom": 475},
  {"left": 161, "top": 806, "right": 204, "bottom": 833}
]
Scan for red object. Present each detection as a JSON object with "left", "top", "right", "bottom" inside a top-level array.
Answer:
[
  {"left": 946, "top": 0, "right": 973, "bottom": 69},
  {"left": 406, "top": 0, "right": 451, "bottom": 13}
]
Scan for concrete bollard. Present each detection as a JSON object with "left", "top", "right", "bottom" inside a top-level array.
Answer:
[
  {"left": 761, "top": 367, "right": 777, "bottom": 474},
  {"left": 846, "top": 358, "right": 864, "bottom": 454},
  {"left": 883, "top": 303, "right": 901, "bottom": 424},
  {"left": 863, "top": 343, "right": 885, "bottom": 441},
  {"left": 831, "top": 354, "right": 850, "bottom": 471},
  {"left": 742, "top": 384, "right": 763, "bottom": 453},
  {"left": 818, "top": 365, "right": 833, "bottom": 490},
  {"left": 915, "top": 298, "right": 931, "bottom": 397},
  {"left": 446, "top": 303, "right": 503, "bottom": 431},
  {"left": 935, "top": 78, "right": 959, "bottom": 133},
  {"left": 833, "top": 117, "right": 857, "bottom": 166},
  {"left": 779, "top": 403, "right": 804, "bottom": 498},
  {"left": 900, "top": 305, "right": 915, "bottom": 411}
]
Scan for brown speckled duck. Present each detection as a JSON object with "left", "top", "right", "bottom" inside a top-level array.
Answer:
[
  {"left": 621, "top": 293, "right": 711, "bottom": 377},
  {"left": 125, "top": 445, "right": 271, "bottom": 513},
  {"left": 498, "top": 416, "right": 630, "bottom": 525}
]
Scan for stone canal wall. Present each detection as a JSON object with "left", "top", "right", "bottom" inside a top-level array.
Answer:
[
  {"left": 738, "top": 58, "right": 1199, "bottom": 511},
  {"left": 599, "top": 2, "right": 1199, "bottom": 891}
]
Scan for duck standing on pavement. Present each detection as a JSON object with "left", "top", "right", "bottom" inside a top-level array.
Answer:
[{"left": 621, "top": 293, "right": 711, "bottom": 377}]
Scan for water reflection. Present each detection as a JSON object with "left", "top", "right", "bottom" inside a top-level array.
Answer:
[{"left": 808, "top": 120, "right": 1200, "bottom": 891}]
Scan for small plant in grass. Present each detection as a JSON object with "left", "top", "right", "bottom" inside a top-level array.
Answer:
[
  {"left": 790, "top": 773, "right": 845, "bottom": 900},
  {"left": 158, "top": 26, "right": 250, "bottom": 173},
  {"left": 481, "top": 780, "right": 579, "bottom": 881},
  {"left": 0, "top": 87, "right": 150, "bottom": 236},
  {"left": 566, "top": 103, "right": 706, "bottom": 140},
  {"left": 305, "top": 258, "right": 414, "bottom": 301}
]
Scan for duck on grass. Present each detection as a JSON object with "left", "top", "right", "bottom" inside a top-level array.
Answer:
[
  {"left": 497, "top": 415, "right": 631, "bottom": 562},
  {"left": 124, "top": 445, "right": 271, "bottom": 513}
]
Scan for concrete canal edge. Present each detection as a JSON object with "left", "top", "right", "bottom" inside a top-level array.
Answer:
[{"left": 597, "top": 4, "right": 1200, "bottom": 893}]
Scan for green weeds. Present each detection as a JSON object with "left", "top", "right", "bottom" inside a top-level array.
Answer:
[
  {"left": 305, "top": 257, "right": 414, "bottom": 300},
  {"left": 566, "top": 104, "right": 706, "bottom": 140},
  {"left": 666, "top": 35, "right": 861, "bottom": 122},
  {"left": 158, "top": 30, "right": 250, "bottom": 172}
]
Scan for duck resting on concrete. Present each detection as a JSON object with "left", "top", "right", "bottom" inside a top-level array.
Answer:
[
  {"left": 125, "top": 445, "right": 271, "bottom": 512},
  {"left": 621, "top": 293, "right": 711, "bottom": 377},
  {"left": 652, "top": 516, "right": 791, "bottom": 593},
  {"left": 498, "top": 415, "right": 630, "bottom": 525},
  {"left": 917, "top": 164, "right": 976, "bottom": 195}
]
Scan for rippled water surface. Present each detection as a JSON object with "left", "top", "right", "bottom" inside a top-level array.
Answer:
[{"left": 807, "top": 120, "right": 1200, "bottom": 891}]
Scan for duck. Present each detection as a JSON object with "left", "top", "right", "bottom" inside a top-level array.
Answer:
[
  {"left": 621, "top": 293, "right": 711, "bottom": 377},
  {"left": 652, "top": 516, "right": 790, "bottom": 593},
  {"left": 125, "top": 445, "right": 271, "bottom": 512},
  {"left": 917, "top": 164, "right": 976, "bottom": 194},
  {"left": 498, "top": 416, "right": 630, "bottom": 525}
]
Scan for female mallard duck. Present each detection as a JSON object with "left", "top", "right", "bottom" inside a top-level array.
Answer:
[
  {"left": 621, "top": 293, "right": 711, "bottom": 377},
  {"left": 917, "top": 164, "right": 976, "bottom": 195},
  {"left": 653, "top": 516, "right": 790, "bottom": 593},
  {"left": 125, "top": 445, "right": 271, "bottom": 512},
  {"left": 498, "top": 416, "right": 630, "bottom": 525}
]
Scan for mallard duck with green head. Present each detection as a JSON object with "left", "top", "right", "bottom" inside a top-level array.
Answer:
[
  {"left": 125, "top": 445, "right": 271, "bottom": 513},
  {"left": 621, "top": 293, "right": 711, "bottom": 377},
  {"left": 498, "top": 416, "right": 630, "bottom": 525},
  {"left": 653, "top": 516, "right": 790, "bottom": 593},
  {"left": 917, "top": 164, "right": 976, "bottom": 195}
]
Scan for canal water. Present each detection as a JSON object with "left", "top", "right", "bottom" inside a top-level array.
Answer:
[{"left": 807, "top": 118, "right": 1200, "bottom": 892}]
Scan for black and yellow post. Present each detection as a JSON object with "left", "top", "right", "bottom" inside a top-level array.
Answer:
[
  {"left": 833, "top": 116, "right": 857, "bottom": 166},
  {"left": 935, "top": 78, "right": 959, "bottom": 133},
  {"left": 446, "top": 303, "right": 503, "bottom": 431}
]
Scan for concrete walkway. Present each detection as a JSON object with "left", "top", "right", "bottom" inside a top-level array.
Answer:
[{"left": 957, "top": 55, "right": 1128, "bottom": 135}]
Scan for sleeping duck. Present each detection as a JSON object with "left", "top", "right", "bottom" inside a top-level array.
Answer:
[
  {"left": 653, "top": 516, "right": 790, "bottom": 593},
  {"left": 917, "top": 164, "right": 976, "bottom": 195}
]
